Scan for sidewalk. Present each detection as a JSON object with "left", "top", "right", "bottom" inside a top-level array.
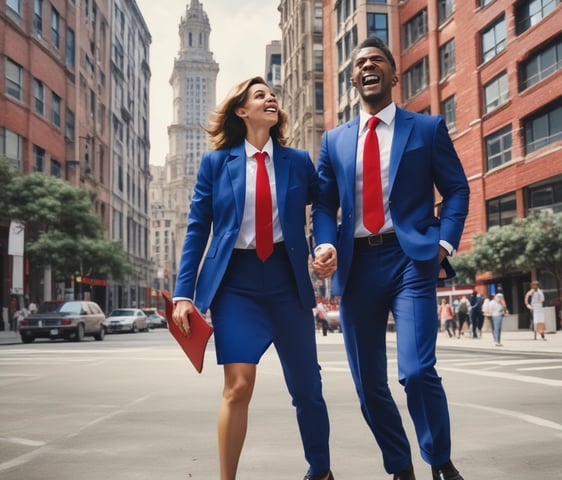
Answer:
[
  {"left": 2, "top": 328, "right": 561, "bottom": 354},
  {"left": 315, "top": 328, "right": 562, "bottom": 355}
]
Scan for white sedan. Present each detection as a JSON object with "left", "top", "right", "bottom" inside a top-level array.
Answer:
[{"left": 103, "top": 308, "right": 149, "bottom": 333}]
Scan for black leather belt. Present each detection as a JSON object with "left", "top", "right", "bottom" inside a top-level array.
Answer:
[{"left": 354, "top": 232, "right": 398, "bottom": 247}]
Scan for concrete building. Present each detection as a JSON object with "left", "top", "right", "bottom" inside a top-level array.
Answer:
[
  {"left": 319, "top": 0, "right": 562, "bottom": 320},
  {"left": 148, "top": 165, "right": 176, "bottom": 295},
  {"left": 265, "top": 40, "right": 282, "bottom": 97},
  {"left": 149, "top": 0, "right": 218, "bottom": 294},
  {"left": 278, "top": 0, "right": 325, "bottom": 162},
  {"left": 107, "top": 0, "right": 152, "bottom": 311}
]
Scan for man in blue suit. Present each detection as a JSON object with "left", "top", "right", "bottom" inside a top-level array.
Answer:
[{"left": 312, "top": 37, "right": 469, "bottom": 480}]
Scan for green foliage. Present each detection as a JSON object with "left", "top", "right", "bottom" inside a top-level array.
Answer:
[
  {"left": 0, "top": 158, "right": 130, "bottom": 281},
  {"left": 451, "top": 211, "right": 562, "bottom": 287}
]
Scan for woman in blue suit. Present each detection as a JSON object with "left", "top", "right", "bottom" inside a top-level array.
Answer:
[{"left": 173, "top": 77, "right": 333, "bottom": 480}]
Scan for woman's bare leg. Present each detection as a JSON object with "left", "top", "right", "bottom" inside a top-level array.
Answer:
[{"left": 218, "top": 363, "right": 256, "bottom": 480}]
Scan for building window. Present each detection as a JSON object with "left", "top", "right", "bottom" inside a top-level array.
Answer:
[
  {"left": 34, "top": 79, "right": 45, "bottom": 115},
  {"left": 336, "top": 0, "right": 356, "bottom": 29},
  {"left": 441, "top": 95, "right": 456, "bottom": 129},
  {"left": 481, "top": 16, "right": 506, "bottom": 63},
  {"left": 519, "top": 37, "right": 562, "bottom": 91},
  {"left": 524, "top": 100, "right": 562, "bottom": 154},
  {"left": 6, "top": 58, "right": 23, "bottom": 101},
  {"left": 7, "top": 0, "right": 21, "bottom": 15},
  {"left": 338, "top": 64, "right": 352, "bottom": 99},
  {"left": 480, "top": 0, "right": 494, "bottom": 6},
  {"left": 516, "top": 0, "right": 560, "bottom": 35},
  {"left": 315, "top": 82, "right": 324, "bottom": 112},
  {"left": 66, "top": 27, "right": 75, "bottom": 67},
  {"left": 402, "top": 57, "right": 429, "bottom": 101},
  {"left": 51, "top": 7, "right": 60, "bottom": 48},
  {"left": 487, "top": 193, "right": 516, "bottom": 228},
  {"left": 439, "top": 39, "right": 456, "bottom": 79},
  {"left": 52, "top": 93, "right": 61, "bottom": 127},
  {"left": 527, "top": 179, "right": 562, "bottom": 214},
  {"left": 367, "top": 13, "right": 388, "bottom": 44},
  {"left": 483, "top": 72, "right": 508, "bottom": 114},
  {"left": 34, "top": 0, "right": 43, "bottom": 36},
  {"left": 438, "top": 0, "right": 455, "bottom": 25},
  {"left": 51, "top": 159, "right": 62, "bottom": 178},
  {"left": 314, "top": 43, "right": 323, "bottom": 72},
  {"left": 0, "top": 128, "right": 23, "bottom": 170},
  {"left": 403, "top": 9, "right": 427, "bottom": 50},
  {"left": 66, "top": 108, "right": 75, "bottom": 141},
  {"left": 485, "top": 125, "right": 512, "bottom": 170},
  {"left": 33, "top": 145, "right": 46, "bottom": 172}
]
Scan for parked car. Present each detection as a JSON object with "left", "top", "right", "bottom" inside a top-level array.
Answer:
[
  {"left": 19, "top": 300, "right": 106, "bottom": 343},
  {"left": 103, "top": 308, "right": 149, "bottom": 333},
  {"left": 142, "top": 308, "right": 167, "bottom": 329}
]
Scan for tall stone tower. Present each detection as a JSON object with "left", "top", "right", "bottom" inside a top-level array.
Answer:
[{"left": 165, "top": 0, "right": 219, "bottom": 292}]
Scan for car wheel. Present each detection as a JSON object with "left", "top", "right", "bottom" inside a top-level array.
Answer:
[
  {"left": 132, "top": 323, "right": 139, "bottom": 333},
  {"left": 93, "top": 325, "right": 105, "bottom": 341},
  {"left": 21, "top": 334, "right": 34, "bottom": 344},
  {"left": 74, "top": 323, "right": 85, "bottom": 342}
]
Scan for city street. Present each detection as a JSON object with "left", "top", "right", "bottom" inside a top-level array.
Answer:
[{"left": 0, "top": 329, "right": 561, "bottom": 479}]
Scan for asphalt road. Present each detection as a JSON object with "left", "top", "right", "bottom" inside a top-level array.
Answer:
[{"left": 1, "top": 329, "right": 561, "bottom": 479}]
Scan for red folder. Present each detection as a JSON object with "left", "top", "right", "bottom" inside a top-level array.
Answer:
[{"left": 161, "top": 291, "right": 214, "bottom": 373}]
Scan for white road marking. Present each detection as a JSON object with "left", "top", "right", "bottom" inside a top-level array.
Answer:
[{"left": 451, "top": 402, "right": 562, "bottom": 432}]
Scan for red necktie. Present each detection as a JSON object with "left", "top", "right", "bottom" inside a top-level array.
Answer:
[
  {"left": 254, "top": 152, "right": 273, "bottom": 261},
  {"left": 363, "top": 116, "right": 384, "bottom": 233}
]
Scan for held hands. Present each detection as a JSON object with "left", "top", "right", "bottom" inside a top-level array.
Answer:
[
  {"left": 313, "top": 244, "right": 337, "bottom": 279},
  {"left": 172, "top": 300, "right": 194, "bottom": 336}
]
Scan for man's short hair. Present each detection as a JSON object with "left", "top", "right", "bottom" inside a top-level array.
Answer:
[{"left": 354, "top": 36, "right": 396, "bottom": 71}]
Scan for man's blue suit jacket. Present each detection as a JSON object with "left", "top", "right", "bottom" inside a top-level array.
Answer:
[
  {"left": 312, "top": 107, "right": 470, "bottom": 296},
  {"left": 174, "top": 142, "right": 317, "bottom": 313}
]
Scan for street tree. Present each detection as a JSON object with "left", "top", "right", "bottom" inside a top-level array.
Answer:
[
  {"left": 0, "top": 158, "right": 130, "bottom": 285},
  {"left": 451, "top": 211, "right": 562, "bottom": 292}
]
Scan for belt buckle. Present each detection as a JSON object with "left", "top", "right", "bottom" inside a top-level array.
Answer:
[{"left": 367, "top": 234, "right": 383, "bottom": 246}]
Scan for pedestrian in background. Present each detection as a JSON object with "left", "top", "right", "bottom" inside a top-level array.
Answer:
[
  {"left": 469, "top": 290, "right": 484, "bottom": 338},
  {"left": 489, "top": 292, "right": 506, "bottom": 346},
  {"left": 172, "top": 77, "right": 333, "bottom": 480},
  {"left": 456, "top": 295, "right": 470, "bottom": 338},
  {"left": 439, "top": 298, "right": 456, "bottom": 338},
  {"left": 525, "top": 280, "right": 546, "bottom": 341},
  {"left": 315, "top": 299, "right": 330, "bottom": 336},
  {"left": 312, "top": 36, "right": 468, "bottom": 480}
]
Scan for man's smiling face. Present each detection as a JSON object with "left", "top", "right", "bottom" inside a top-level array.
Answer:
[{"left": 351, "top": 46, "right": 397, "bottom": 111}]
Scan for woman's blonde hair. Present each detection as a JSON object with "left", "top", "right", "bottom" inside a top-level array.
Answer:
[{"left": 206, "top": 76, "right": 288, "bottom": 150}]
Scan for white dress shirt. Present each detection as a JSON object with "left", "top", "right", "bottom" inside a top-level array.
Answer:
[
  {"left": 235, "top": 138, "right": 283, "bottom": 249},
  {"left": 355, "top": 103, "right": 396, "bottom": 237}
]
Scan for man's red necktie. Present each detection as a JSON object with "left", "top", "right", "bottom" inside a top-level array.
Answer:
[
  {"left": 254, "top": 152, "right": 273, "bottom": 261},
  {"left": 363, "top": 116, "right": 384, "bottom": 233}
]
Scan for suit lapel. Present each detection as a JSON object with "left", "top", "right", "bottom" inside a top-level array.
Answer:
[
  {"left": 273, "top": 143, "right": 291, "bottom": 225},
  {"left": 225, "top": 143, "right": 247, "bottom": 224},
  {"left": 340, "top": 118, "right": 360, "bottom": 202},
  {"left": 389, "top": 107, "right": 414, "bottom": 194}
]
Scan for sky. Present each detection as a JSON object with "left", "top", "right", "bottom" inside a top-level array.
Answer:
[{"left": 134, "top": 0, "right": 281, "bottom": 166}]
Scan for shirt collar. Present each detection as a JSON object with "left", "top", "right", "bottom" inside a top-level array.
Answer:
[
  {"left": 245, "top": 138, "right": 274, "bottom": 160},
  {"left": 359, "top": 102, "right": 396, "bottom": 131}
]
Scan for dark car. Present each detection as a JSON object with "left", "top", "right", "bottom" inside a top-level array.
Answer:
[{"left": 19, "top": 300, "right": 106, "bottom": 343}]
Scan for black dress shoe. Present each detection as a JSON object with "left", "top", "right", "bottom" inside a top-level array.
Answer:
[
  {"left": 393, "top": 463, "right": 415, "bottom": 480},
  {"left": 303, "top": 470, "right": 334, "bottom": 480},
  {"left": 431, "top": 460, "right": 464, "bottom": 480}
]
